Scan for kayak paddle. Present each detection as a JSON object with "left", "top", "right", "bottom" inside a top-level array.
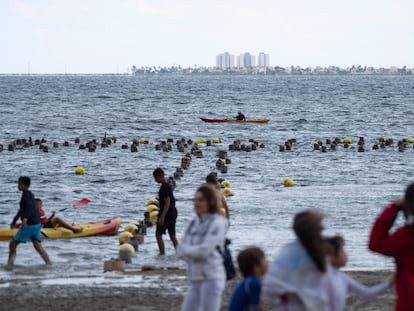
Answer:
[{"left": 57, "top": 198, "right": 91, "bottom": 212}]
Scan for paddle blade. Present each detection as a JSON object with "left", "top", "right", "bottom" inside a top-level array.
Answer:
[{"left": 72, "top": 198, "right": 91, "bottom": 207}]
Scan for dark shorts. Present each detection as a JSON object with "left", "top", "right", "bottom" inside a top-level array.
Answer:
[
  {"left": 42, "top": 221, "right": 53, "bottom": 228},
  {"left": 156, "top": 213, "right": 177, "bottom": 236},
  {"left": 13, "top": 224, "right": 42, "bottom": 243}
]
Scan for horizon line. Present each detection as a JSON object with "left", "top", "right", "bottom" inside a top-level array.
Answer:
[{"left": 1, "top": 64, "right": 414, "bottom": 76}]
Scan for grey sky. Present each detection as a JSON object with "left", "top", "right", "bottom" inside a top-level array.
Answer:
[{"left": 1, "top": 0, "right": 413, "bottom": 73}]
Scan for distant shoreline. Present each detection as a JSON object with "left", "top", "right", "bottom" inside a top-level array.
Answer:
[{"left": 0, "top": 72, "right": 412, "bottom": 77}]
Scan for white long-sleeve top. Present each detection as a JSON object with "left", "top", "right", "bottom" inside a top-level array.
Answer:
[
  {"left": 263, "top": 240, "right": 336, "bottom": 311},
  {"left": 177, "top": 213, "right": 228, "bottom": 282},
  {"left": 330, "top": 269, "right": 390, "bottom": 311}
]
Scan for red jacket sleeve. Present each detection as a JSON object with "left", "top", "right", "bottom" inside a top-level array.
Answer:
[{"left": 369, "top": 203, "right": 401, "bottom": 256}]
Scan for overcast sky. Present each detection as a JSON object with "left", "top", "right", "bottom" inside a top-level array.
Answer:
[{"left": 1, "top": 0, "right": 413, "bottom": 73}]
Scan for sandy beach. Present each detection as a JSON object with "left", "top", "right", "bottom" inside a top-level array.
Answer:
[{"left": 0, "top": 270, "right": 394, "bottom": 311}]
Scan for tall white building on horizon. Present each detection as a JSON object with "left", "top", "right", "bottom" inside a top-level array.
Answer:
[
  {"left": 237, "top": 52, "right": 256, "bottom": 68},
  {"left": 218, "top": 51, "right": 268, "bottom": 69},
  {"left": 216, "top": 52, "right": 235, "bottom": 70},
  {"left": 258, "top": 52, "right": 270, "bottom": 68}
]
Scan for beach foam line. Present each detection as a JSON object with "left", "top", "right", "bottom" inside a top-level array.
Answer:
[{"left": 1, "top": 272, "right": 187, "bottom": 290}]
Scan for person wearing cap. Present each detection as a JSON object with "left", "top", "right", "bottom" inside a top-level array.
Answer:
[{"left": 235, "top": 111, "right": 246, "bottom": 121}]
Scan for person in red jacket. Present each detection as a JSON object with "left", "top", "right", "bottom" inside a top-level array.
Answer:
[{"left": 369, "top": 182, "right": 414, "bottom": 311}]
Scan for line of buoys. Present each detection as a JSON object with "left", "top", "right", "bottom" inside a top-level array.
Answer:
[
  {"left": 228, "top": 139, "right": 264, "bottom": 152},
  {"left": 144, "top": 198, "right": 159, "bottom": 226},
  {"left": 5, "top": 135, "right": 414, "bottom": 161},
  {"left": 104, "top": 220, "right": 147, "bottom": 271}
]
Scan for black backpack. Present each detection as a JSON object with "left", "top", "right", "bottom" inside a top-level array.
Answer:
[{"left": 217, "top": 238, "right": 236, "bottom": 281}]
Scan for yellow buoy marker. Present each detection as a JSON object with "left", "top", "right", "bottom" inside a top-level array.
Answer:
[
  {"left": 75, "top": 166, "right": 85, "bottom": 175},
  {"left": 221, "top": 180, "right": 232, "bottom": 189},
  {"left": 118, "top": 231, "right": 134, "bottom": 244},
  {"left": 150, "top": 210, "right": 159, "bottom": 223},
  {"left": 139, "top": 138, "right": 146, "bottom": 144},
  {"left": 194, "top": 139, "right": 207, "bottom": 145},
  {"left": 343, "top": 137, "right": 352, "bottom": 144},
  {"left": 146, "top": 204, "right": 159, "bottom": 213},
  {"left": 123, "top": 224, "right": 137, "bottom": 233},
  {"left": 119, "top": 243, "right": 135, "bottom": 257},
  {"left": 384, "top": 136, "right": 391, "bottom": 143},
  {"left": 212, "top": 138, "right": 221, "bottom": 144},
  {"left": 223, "top": 188, "right": 234, "bottom": 197},
  {"left": 146, "top": 198, "right": 159, "bottom": 206},
  {"left": 406, "top": 137, "right": 413, "bottom": 143},
  {"left": 283, "top": 178, "right": 295, "bottom": 187}
]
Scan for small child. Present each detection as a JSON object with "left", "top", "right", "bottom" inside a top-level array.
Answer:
[
  {"left": 228, "top": 247, "right": 268, "bottom": 311},
  {"left": 325, "top": 235, "right": 391, "bottom": 311},
  {"left": 35, "top": 199, "right": 82, "bottom": 234}
]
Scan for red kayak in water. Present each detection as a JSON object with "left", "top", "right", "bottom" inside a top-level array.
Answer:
[{"left": 200, "top": 117, "right": 270, "bottom": 124}]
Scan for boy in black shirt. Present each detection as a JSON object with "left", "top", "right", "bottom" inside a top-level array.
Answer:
[
  {"left": 153, "top": 168, "right": 178, "bottom": 255},
  {"left": 8, "top": 176, "right": 52, "bottom": 265}
]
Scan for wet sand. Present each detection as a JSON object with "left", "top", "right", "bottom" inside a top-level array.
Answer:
[{"left": 0, "top": 270, "right": 394, "bottom": 311}]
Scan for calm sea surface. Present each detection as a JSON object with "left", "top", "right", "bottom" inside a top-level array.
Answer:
[{"left": 0, "top": 74, "right": 414, "bottom": 285}]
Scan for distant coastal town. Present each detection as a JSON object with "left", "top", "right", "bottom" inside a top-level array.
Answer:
[{"left": 131, "top": 51, "right": 414, "bottom": 75}]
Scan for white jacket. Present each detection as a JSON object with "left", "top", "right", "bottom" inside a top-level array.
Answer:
[
  {"left": 177, "top": 213, "right": 228, "bottom": 281},
  {"left": 263, "top": 240, "right": 336, "bottom": 311}
]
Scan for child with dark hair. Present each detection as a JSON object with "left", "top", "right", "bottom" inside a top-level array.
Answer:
[
  {"left": 35, "top": 199, "right": 82, "bottom": 233},
  {"left": 263, "top": 209, "right": 335, "bottom": 310},
  {"left": 8, "top": 176, "right": 51, "bottom": 265},
  {"left": 369, "top": 181, "right": 414, "bottom": 311},
  {"left": 325, "top": 235, "right": 391, "bottom": 311},
  {"left": 228, "top": 247, "right": 268, "bottom": 311}
]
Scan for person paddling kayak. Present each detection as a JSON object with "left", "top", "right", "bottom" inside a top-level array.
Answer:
[
  {"left": 36, "top": 198, "right": 83, "bottom": 234},
  {"left": 235, "top": 111, "right": 246, "bottom": 120}
]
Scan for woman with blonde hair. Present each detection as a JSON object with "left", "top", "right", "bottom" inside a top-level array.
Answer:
[{"left": 177, "top": 184, "right": 229, "bottom": 311}]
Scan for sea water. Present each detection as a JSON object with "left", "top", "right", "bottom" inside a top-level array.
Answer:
[{"left": 0, "top": 74, "right": 413, "bottom": 284}]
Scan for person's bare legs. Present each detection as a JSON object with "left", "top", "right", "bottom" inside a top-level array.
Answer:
[
  {"left": 156, "top": 233, "right": 165, "bottom": 255},
  {"left": 32, "top": 240, "right": 52, "bottom": 265},
  {"left": 8, "top": 239, "right": 19, "bottom": 265},
  {"left": 169, "top": 233, "right": 178, "bottom": 249},
  {"left": 51, "top": 217, "right": 82, "bottom": 233}
]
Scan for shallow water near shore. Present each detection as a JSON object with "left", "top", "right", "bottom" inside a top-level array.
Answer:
[{"left": 0, "top": 74, "right": 413, "bottom": 285}]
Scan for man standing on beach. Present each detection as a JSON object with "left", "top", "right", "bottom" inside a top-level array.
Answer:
[
  {"left": 8, "top": 176, "right": 52, "bottom": 265},
  {"left": 153, "top": 168, "right": 178, "bottom": 255}
]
